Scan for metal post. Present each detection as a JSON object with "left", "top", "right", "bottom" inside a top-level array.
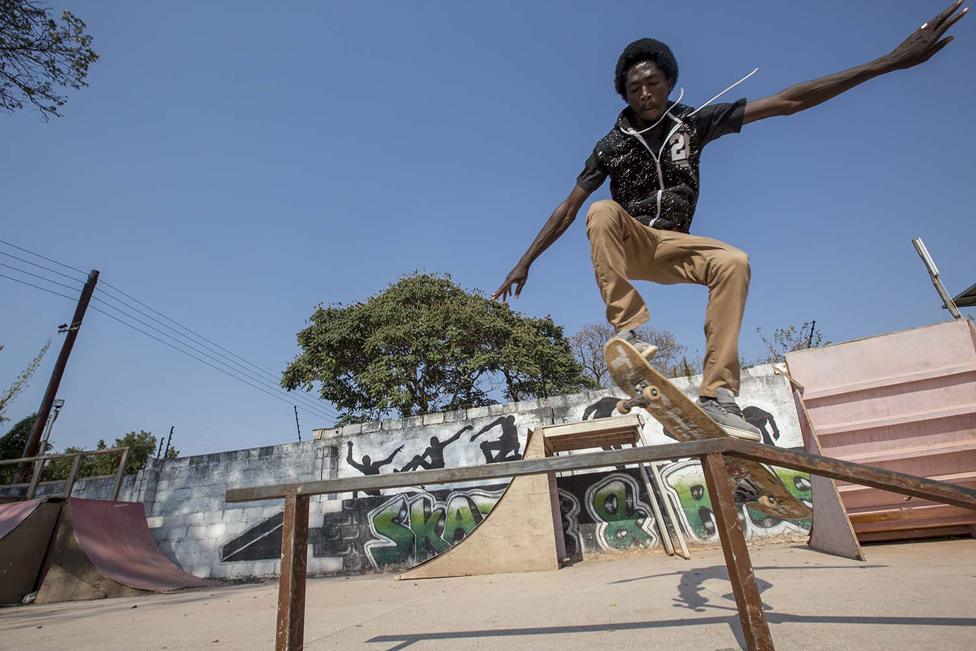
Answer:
[
  {"left": 17, "top": 270, "right": 99, "bottom": 482},
  {"left": 64, "top": 453, "right": 83, "bottom": 498},
  {"left": 651, "top": 461, "right": 690, "bottom": 559},
  {"left": 112, "top": 448, "right": 130, "bottom": 501},
  {"left": 912, "top": 238, "right": 962, "bottom": 319},
  {"left": 293, "top": 406, "right": 302, "bottom": 442},
  {"left": 630, "top": 444, "right": 674, "bottom": 556},
  {"left": 276, "top": 491, "right": 310, "bottom": 651},
  {"left": 26, "top": 459, "right": 45, "bottom": 499},
  {"left": 163, "top": 426, "right": 174, "bottom": 459},
  {"left": 701, "top": 453, "right": 774, "bottom": 651}
]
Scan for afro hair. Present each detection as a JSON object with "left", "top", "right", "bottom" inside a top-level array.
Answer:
[{"left": 614, "top": 38, "right": 678, "bottom": 99}]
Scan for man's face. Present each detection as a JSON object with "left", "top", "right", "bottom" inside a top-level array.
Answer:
[{"left": 624, "top": 60, "right": 671, "bottom": 126}]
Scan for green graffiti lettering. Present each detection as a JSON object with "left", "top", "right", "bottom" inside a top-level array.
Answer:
[
  {"left": 365, "top": 496, "right": 414, "bottom": 568},
  {"left": 589, "top": 477, "right": 653, "bottom": 550},
  {"left": 409, "top": 496, "right": 450, "bottom": 561},
  {"left": 442, "top": 495, "right": 479, "bottom": 544}
]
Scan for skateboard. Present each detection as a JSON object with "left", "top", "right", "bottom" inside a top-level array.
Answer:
[{"left": 604, "top": 338, "right": 811, "bottom": 521}]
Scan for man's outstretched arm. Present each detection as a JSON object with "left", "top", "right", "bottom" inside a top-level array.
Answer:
[
  {"left": 744, "top": 0, "right": 967, "bottom": 124},
  {"left": 492, "top": 185, "right": 592, "bottom": 301}
]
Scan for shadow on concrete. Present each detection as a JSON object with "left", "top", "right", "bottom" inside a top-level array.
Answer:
[
  {"left": 365, "top": 563, "right": 965, "bottom": 651},
  {"left": 365, "top": 612, "right": 976, "bottom": 650}
]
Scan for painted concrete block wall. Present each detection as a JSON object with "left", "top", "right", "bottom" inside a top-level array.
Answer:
[{"left": 5, "top": 364, "right": 810, "bottom": 580}]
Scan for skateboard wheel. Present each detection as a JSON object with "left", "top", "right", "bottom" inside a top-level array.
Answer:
[
  {"left": 642, "top": 386, "right": 660, "bottom": 402},
  {"left": 616, "top": 400, "right": 631, "bottom": 415}
]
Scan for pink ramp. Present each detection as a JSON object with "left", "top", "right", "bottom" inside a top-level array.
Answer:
[
  {"left": 1, "top": 498, "right": 63, "bottom": 605},
  {"left": 0, "top": 498, "right": 43, "bottom": 539},
  {"left": 36, "top": 497, "right": 212, "bottom": 603}
]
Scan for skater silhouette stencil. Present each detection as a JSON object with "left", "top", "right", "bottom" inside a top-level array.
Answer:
[
  {"left": 397, "top": 424, "right": 473, "bottom": 472},
  {"left": 346, "top": 440, "right": 403, "bottom": 497},
  {"left": 471, "top": 415, "right": 522, "bottom": 463}
]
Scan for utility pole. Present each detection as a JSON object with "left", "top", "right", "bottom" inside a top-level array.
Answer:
[
  {"left": 163, "top": 426, "right": 174, "bottom": 459},
  {"left": 293, "top": 405, "right": 302, "bottom": 442},
  {"left": 16, "top": 270, "right": 99, "bottom": 483}
]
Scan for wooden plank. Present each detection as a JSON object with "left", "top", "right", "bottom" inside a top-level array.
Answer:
[
  {"left": 276, "top": 491, "right": 309, "bottom": 651},
  {"left": 700, "top": 453, "right": 774, "bottom": 651},
  {"left": 226, "top": 439, "right": 734, "bottom": 502},
  {"left": 541, "top": 414, "right": 644, "bottom": 453}
]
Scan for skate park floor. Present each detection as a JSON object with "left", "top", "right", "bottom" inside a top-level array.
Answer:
[{"left": 1, "top": 538, "right": 973, "bottom": 650}]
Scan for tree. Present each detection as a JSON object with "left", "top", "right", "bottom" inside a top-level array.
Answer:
[
  {"left": 0, "top": 339, "right": 51, "bottom": 425},
  {"left": 43, "top": 430, "right": 180, "bottom": 481},
  {"left": 0, "top": 413, "right": 48, "bottom": 483},
  {"left": 568, "top": 322, "right": 688, "bottom": 388},
  {"left": 282, "top": 273, "right": 588, "bottom": 422},
  {"left": 0, "top": 0, "right": 98, "bottom": 119},
  {"left": 757, "top": 321, "right": 830, "bottom": 364}
]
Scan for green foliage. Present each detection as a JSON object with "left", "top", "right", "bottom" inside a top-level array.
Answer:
[
  {"left": 757, "top": 321, "right": 830, "bottom": 364},
  {"left": 282, "top": 273, "right": 588, "bottom": 421},
  {"left": 0, "top": 1, "right": 99, "bottom": 119},
  {"left": 42, "top": 431, "right": 180, "bottom": 481},
  {"left": 0, "top": 413, "right": 48, "bottom": 483}
]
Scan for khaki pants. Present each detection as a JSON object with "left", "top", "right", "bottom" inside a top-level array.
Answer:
[{"left": 585, "top": 200, "right": 750, "bottom": 397}]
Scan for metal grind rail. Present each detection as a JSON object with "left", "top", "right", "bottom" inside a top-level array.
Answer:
[{"left": 225, "top": 437, "right": 976, "bottom": 651}]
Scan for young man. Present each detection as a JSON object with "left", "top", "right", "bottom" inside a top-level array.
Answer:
[{"left": 494, "top": 2, "right": 966, "bottom": 439}]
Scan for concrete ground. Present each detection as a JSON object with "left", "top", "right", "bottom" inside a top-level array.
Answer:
[{"left": 1, "top": 539, "right": 974, "bottom": 650}]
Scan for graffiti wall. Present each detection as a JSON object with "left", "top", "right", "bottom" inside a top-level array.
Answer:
[
  {"left": 53, "top": 364, "right": 809, "bottom": 579},
  {"left": 207, "top": 365, "right": 811, "bottom": 577}
]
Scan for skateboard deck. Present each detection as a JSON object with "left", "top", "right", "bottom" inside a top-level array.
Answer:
[{"left": 604, "top": 338, "right": 811, "bottom": 521}]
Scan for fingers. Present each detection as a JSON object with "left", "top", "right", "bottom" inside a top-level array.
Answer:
[
  {"left": 939, "top": 5, "right": 969, "bottom": 33},
  {"left": 927, "top": 0, "right": 965, "bottom": 29}
]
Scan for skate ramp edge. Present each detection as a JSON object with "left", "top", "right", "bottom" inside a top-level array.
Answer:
[
  {"left": 0, "top": 498, "right": 63, "bottom": 605},
  {"left": 35, "top": 497, "right": 213, "bottom": 604},
  {"left": 398, "top": 428, "right": 560, "bottom": 580}
]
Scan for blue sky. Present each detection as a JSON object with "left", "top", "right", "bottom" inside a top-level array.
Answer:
[{"left": 2, "top": 1, "right": 973, "bottom": 456}]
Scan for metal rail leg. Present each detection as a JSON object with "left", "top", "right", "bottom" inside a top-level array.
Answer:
[
  {"left": 631, "top": 443, "right": 674, "bottom": 556},
  {"left": 276, "top": 491, "right": 310, "bottom": 651},
  {"left": 651, "top": 461, "right": 690, "bottom": 560},
  {"left": 701, "top": 453, "right": 774, "bottom": 651}
]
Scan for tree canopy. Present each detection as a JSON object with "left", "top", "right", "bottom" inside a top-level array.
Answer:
[
  {"left": 0, "top": 0, "right": 98, "bottom": 119},
  {"left": 569, "top": 322, "right": 689, "bottom": 388},
  {"left": 0, "top": 413, "right": 47, "bottom": 483},
  {"left": 282, "top": 273, "right": 588, "bottom": 423}
]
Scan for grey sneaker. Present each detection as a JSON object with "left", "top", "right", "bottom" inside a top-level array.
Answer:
[
  {"left": 698, "top": 388, "right": 762, "bottom": 441},
  {"left": 615, "top": 328, "right": 658, "bottom": 359}
]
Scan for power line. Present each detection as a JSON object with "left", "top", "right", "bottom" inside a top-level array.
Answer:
[
  {"left": 98, "top": 279, "right": 297, "bottom": 389},
  {"left": 88, "top": 305, "right": 334, "bottom": 423},
  {"left": 0, "top": 238, "right": 88, "bottom": 277},
  {"left": 1, "top": 237, "right": 337, "bottom": 423},
  {"left": 0, "top": 261, "right": 84, "bottom": 293},
  {"left": 92, "top": 286, "right": 335, "bottom": 417},
  {"left": 0, "top": 271, "right": 80, "bottom": 302},
  {"left": 90, "top": 294, "right": 336, "bottom": 420}
]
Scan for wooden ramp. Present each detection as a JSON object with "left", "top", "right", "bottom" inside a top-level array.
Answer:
[
  {"left": 0, "top": 498, "right": 63, "bottom": 605},
  {"left": 399, "top": 428, "right": 562, "bottom": 579}
]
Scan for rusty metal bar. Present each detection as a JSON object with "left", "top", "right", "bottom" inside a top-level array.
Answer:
[
  {"left": 25, "top": 458, "right": 45, "bottom": 499},
  {"left": 227, "top": 439, "right": 734, "bottom": 502},
  {"left": 111, "top": 447, "right": 130, "bottom": 501},
  {"left": 724, "top": 440, "right": 976, "bottom": 510},
  {"left": 64, "top": 453, "right": 83, "bottom": 498},
  {"left": 0, "top": 446, "right": 130, "bottom": 467},
  {"left": 276, "top": 491, "right": 309, "bottom": 651},
  {"left": 701, "top": 453, "right": 774, "bottom": 651}
]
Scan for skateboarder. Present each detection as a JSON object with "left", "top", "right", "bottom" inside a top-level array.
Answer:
[
  {"left": 396, "top": 424, "right": 473, "bottom": 472},
  {"left": 346, "top": 440, "right": 403, "bottom": 497},
  {"left": 494, "top": 2, "right": 966, "bottom": 439},
  {"left": 471, "top": 415, "right": 522, "bottom": 463}
]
